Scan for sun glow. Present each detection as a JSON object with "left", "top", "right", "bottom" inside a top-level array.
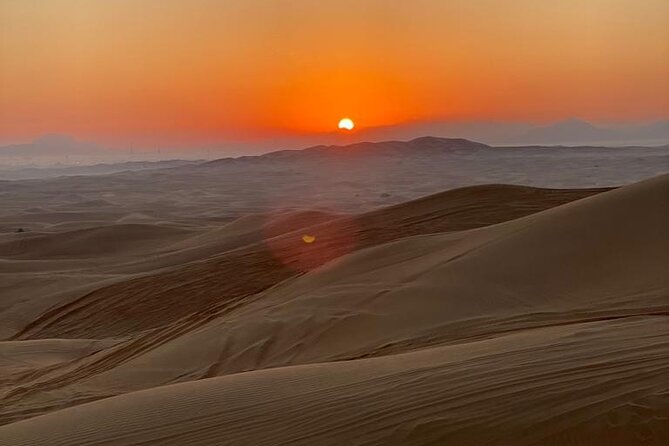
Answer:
[{"left": 338, "top": 118, "right": 355, "bottom": 131}]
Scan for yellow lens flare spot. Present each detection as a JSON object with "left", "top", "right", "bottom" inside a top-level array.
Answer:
[
  {"left": 338, "top": 118, "right": 354, "bottom": 131},
  {"left": 302, "top": 234, "right": 316, "bottom": 244}
]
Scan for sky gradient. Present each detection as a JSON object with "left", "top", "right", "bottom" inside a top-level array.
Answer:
[{"left": 1, "top": 0, "right": 668, "bottom": 147}]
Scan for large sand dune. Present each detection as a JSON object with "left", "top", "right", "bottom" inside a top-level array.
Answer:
[
  {"left": 0, "top": 174, "right": 666, "bottom": 444},
  {"left": 8, "top": 185, "right": 605, "bottom": 340}
]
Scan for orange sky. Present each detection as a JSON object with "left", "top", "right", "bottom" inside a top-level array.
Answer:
[{"left": 1, "top": 0, "right": 668, "bottom": 146}]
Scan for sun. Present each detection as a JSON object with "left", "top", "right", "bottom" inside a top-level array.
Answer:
[{"left": 338, "top": 118, "right": 355, "bottom": 131}]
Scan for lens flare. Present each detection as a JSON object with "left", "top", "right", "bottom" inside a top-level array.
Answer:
[
  {"left": 302, "top": 234, "right": 316, "bottom": 243},
  {"left": 263, "top": 213, "right": 360, "bottom": 273}
]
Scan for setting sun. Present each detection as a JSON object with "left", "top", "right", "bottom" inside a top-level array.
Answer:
[{"left": 338, "top": 118, "right": 355, "bottom": 131}]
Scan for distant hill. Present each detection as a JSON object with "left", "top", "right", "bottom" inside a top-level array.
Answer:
[
  {"left": 3, "top": 119, "right": 668, "bottom": 166},
  {"left": 502, "top": 118, "right": 669, "bottom": 146},
  {"left": 511, "top": 119, "right": 616, "bottom": 144},
  {"left": 204, "top": 137, "right": 492, "bottom": 167},
  {"left": 0, "top": 159, "right": 202, "bottom": 180},
  {"left": 268, "top": 136, "right": 491, "bottom": 157},
  {"left": 0, "top": 134, "right": 105, "bottom": 157}
]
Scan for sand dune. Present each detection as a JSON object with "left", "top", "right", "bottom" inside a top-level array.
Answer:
[
  {"left": 0, "top": 175, "right": 666, "bottom": 444},
  {"left": 0, "top": 224, "right": 193, "bottom": 259},
  {"left": 126, "top": 210, "right": 340, "bottom": 272},
  {"left": 0, "top": 211, "right": 339, "bottom": 340},
  {"left": 0, "top": 338, "right": 119, "bottom": 375},
  {"left": 11, "top": 185, "right": 605, "bottom": 340},
  {"left": 2, "top": 317, "right": 666, "bottom": 445}
]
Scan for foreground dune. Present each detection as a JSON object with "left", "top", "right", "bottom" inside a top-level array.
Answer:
[
  {"left": 0, "top": 174, "right": 666, "bottom": 444},
  {"left": 1, "top": 317, "right": 667, "bottom": 445}
]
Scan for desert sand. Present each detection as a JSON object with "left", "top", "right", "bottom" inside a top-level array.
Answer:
[{"left": 0, "top": 141, "right": 667, "bottom": 445}]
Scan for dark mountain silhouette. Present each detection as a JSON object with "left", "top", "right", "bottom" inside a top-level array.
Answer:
[{"left": 204, "top": 137, "right": 492, "bottom": 167}]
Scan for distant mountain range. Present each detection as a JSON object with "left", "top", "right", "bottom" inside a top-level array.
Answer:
[
  {"left": 0, "top": 134, "right": 105, "bottom": 157},
  {"left": 0, "top": 134, "right": 205, "bottom": 168},
  {"left": 1, "top": 119, "right": 668, "bottom": 167},
  {"left": 503, "top": 119, "right": 669, "bottom": 145},
  {"left": 0, "top": 159, "right": 202, "bottom": 180},
  {"left": 2, "top": 136, "right": 666, "bottom": 222},
  {"left": 356, "top": 119, "right": 669, "bottom": 147},
  {"left": 262, "top": 137, "right": 492, "bottom": 159}
]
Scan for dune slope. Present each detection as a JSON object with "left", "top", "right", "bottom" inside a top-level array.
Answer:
[
  {"left": 14, "top": 185, "right": 607, "bottom": 339},
  {"left": 1, "top": 317, "right": 666, "bottom": 446}
]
